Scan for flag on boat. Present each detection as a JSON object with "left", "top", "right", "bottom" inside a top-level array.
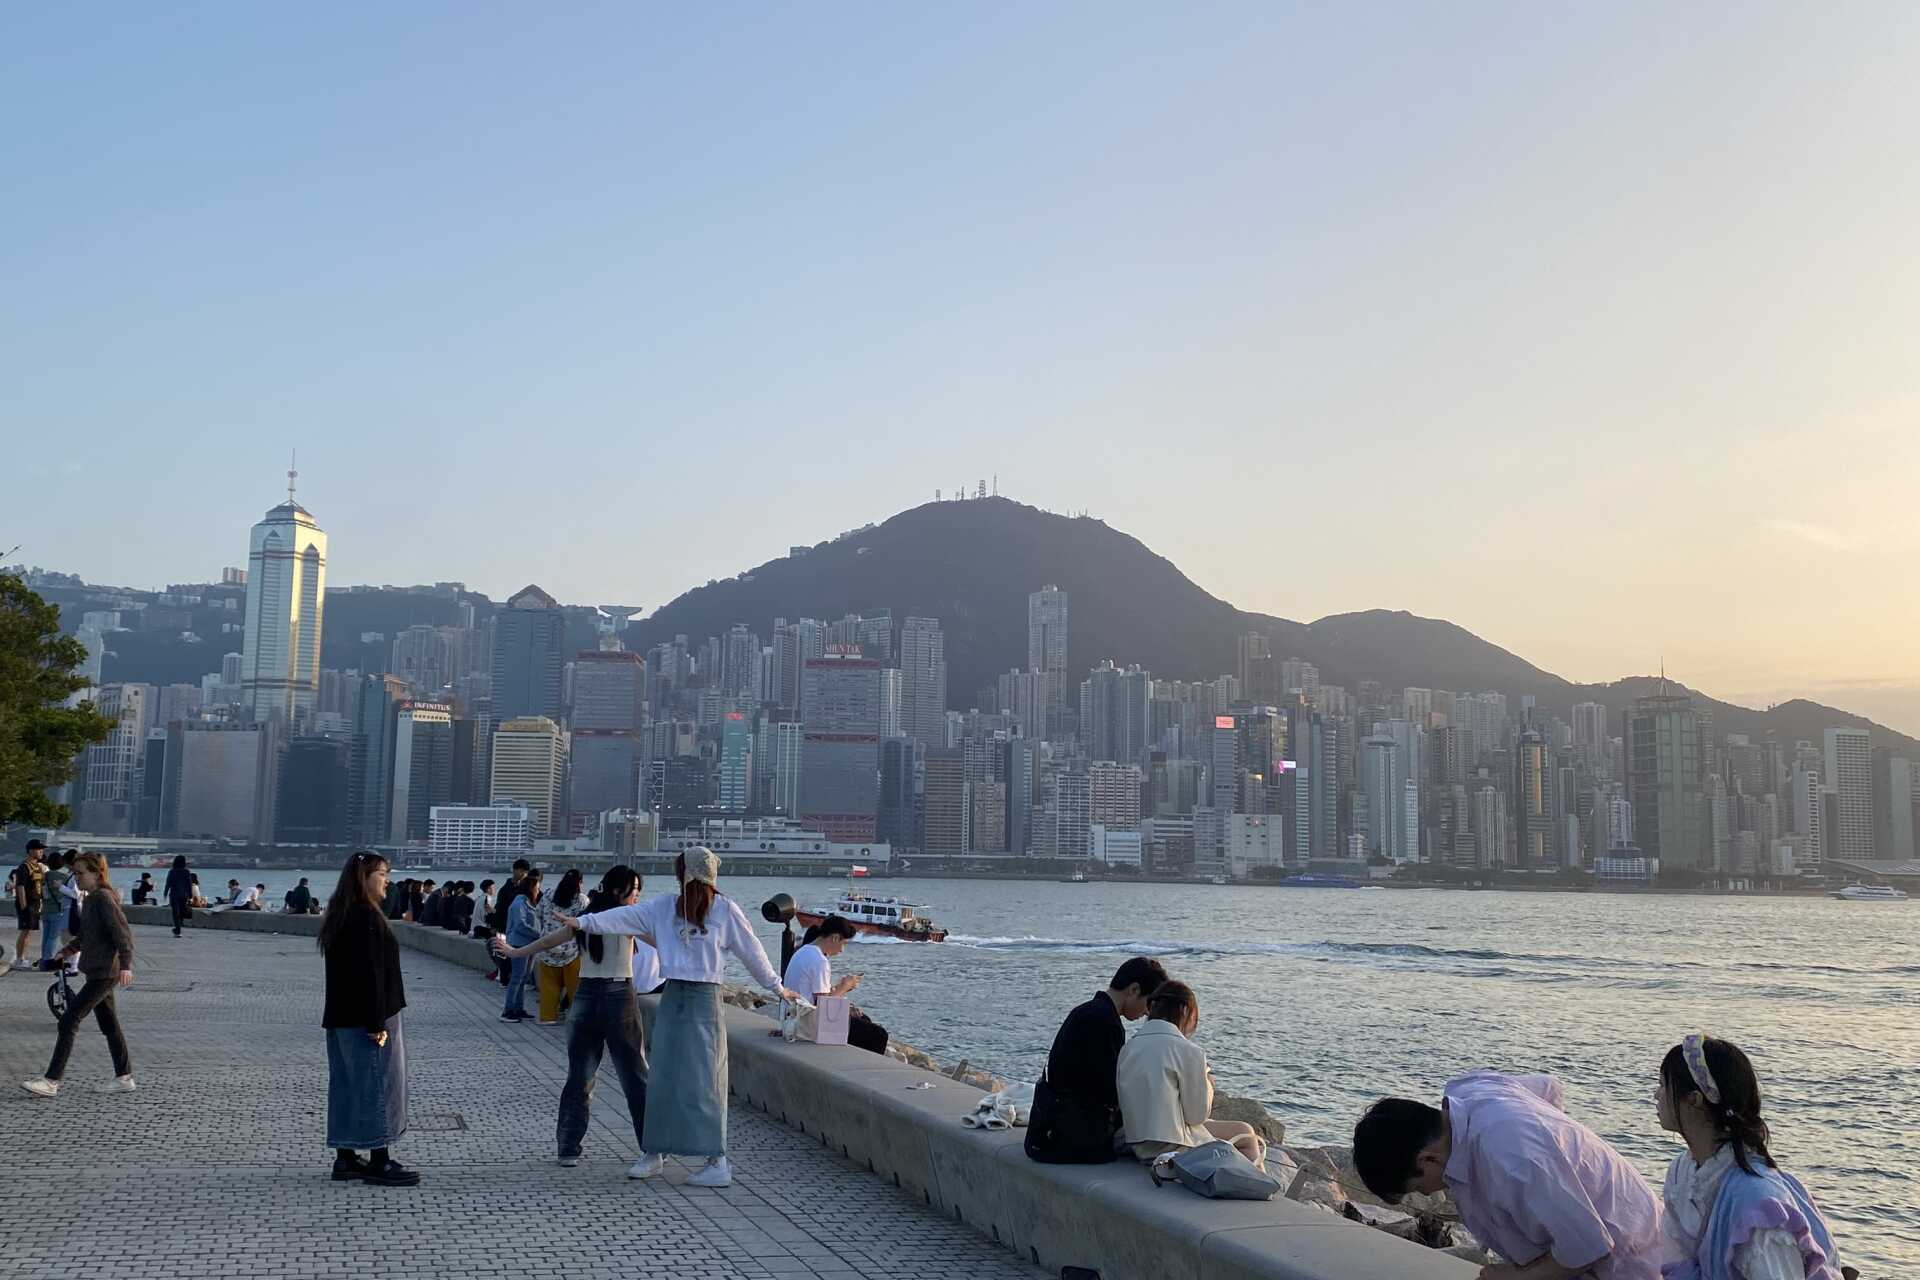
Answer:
[{"left": 850, "top": 865, "right": 869, "bottom": 877}]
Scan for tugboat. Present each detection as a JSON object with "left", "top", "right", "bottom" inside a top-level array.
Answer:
[{"left": 796, "top": 888, "right": 947, "bottom": 942}]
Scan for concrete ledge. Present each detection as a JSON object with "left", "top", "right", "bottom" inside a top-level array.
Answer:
[{"left": 123, "top": 911, "right": 1473, "bottom": 1278}]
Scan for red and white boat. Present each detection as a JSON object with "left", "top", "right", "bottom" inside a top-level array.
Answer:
[{"left": 795, "top": 891, "right": 947, "bottom": 942}]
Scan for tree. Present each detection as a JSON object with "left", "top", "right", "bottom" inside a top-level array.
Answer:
[{"left": 0, "top": 573, "right": 114, "bottom": 827}]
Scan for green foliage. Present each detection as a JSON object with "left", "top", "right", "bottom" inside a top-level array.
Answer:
[{"left": 0, "top": 573, "right": 115, "bottom": 826}]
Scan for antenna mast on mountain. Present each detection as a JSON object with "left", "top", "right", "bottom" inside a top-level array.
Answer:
[{"left": 992, "top": 473, "right": 998, "bottom": 496}]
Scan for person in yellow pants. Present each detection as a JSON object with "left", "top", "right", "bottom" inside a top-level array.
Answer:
[{"left": 534, "top": 870, "right": 587, "bottom": 1025}]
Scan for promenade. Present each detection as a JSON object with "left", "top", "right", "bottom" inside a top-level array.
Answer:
[{"left": 0, "top": 925, "right": 1045, "bottom": 1280}]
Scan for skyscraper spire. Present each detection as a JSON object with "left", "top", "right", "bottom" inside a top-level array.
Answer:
[{"left": 287, "top": 449, "right": 298, "bottom": 503}]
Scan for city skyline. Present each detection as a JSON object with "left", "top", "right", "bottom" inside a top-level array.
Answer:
[{"left": 7, "top": 5, "right": 1920, "bottom": 732}]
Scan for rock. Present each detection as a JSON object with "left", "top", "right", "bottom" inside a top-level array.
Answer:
[
  {"left": 1285, "top": 1174, "right": 1349, "bottom": 1211},
  {"left": 1262, "top": 1147, "right": 1300, "bottom": 1187},
  {"left": 1342, "top": 1201, "right": 1420, "bottom": 1241},
  {"left": 947, "top": 1058, "right": 971, "bottom": 1080},
  {"left": 1210, "top": 1093, "right": 1288, "bottom": 1146},
  {"left": 1400, "top": 1188, "right": 1459, "bottom": 1220},
  {"left": 1441, "top": 1240, "right": 1498, "bottom": 1266},
  {"left": 1281, "top": 1144, "right": 1391, "bottom": 1207}
]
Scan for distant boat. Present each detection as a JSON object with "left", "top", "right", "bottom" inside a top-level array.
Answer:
[
  {"left": 1060, "top": 868, "right": 1088, "bottom": 883},
  {"left": 1209, "top": 874, "right": 1228, "bottom": 886},
  {"left": 1831, "top": 884, "right": 1909, "bottom": 902},
  {"left": 1280, "top": 873, "right": 1362, "bottom": 889}
]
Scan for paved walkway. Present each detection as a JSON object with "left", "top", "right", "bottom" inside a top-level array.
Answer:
[{"left": 0, "top": 926, "right": 1045, "bottom": 1280}]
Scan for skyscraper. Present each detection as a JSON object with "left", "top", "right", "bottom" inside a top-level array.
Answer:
[
  {"left": 491, "top": 585, "right": 565, "bottom": 723},
  {"left": 1628, "top": 690, "right": 1708, "bottom": 870},
  {"left": 1080, "top": 662, "right": 1152, "bottom": 766},
  {"left": 491, "top": 716, "right": 567, "bottom": 838},
  {"left": 1027, "top": 585, "right": 1068, "bottom": 735},
  {"left": 348, "top": 673, "right": 409, "bottom": 846},
  {"left": 240, "top": 479, "right": 327, "bottom": 724},
  {"left": 899, "top": 617, "right": 948, "bottom": 746},
  {"left": 1824, "top": 727, "right": 1873, "bottom": 862},
  {"left": 717, "top": 711, "right": 754, "bottom": 811},
  {"left": 798, "top": 652, "right": 890, "bottom": 841},
  {"left": 1572, "top": 702, "right": 1609, "bottom": 774},
  {"left": 388, "top": 701, "right": 455, "bottom": 843},
  {"left": 276, "top": 736, "right": 351, "bottom": 845},
  {"left": 921, "top": 748, "right": 969, "bottom": 858}
]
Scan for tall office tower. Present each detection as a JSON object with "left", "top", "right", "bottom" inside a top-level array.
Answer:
[
  {"left": 877, "top": 736, "right": 920, "bottom": 849},
  {"left": 899, "top": 617, "right": 949, "bottom": 746},
  {"left": 716, "top": 711, "right": 754, "bottom": 811},
  {"left": 1572, "top": 702, "right": 1609, "bottom": 775},
  {"left": 571, "top": 650, "right": 646, "bottom": 730},
  {"left": 1435, "top": 783, "right": 1476, "bottom": 866},
  {"left": 1627, "top": 688, "right": 1708, "bottom": 870},
  {"left": 1889, "top": 757, "right": 1917, "bottom": 861},
  {"left": 765, "top": 721, "right": 803, "bottom": 817},
  {"left": 1088, "top": 760, "right": 1144, "bottom": 832},
  {"left": 1553, "top": 757, "right": 1581, "bottom": 865},
  {"left": 1471, "top": 781, "right": 1508, "bottom": 868},
  {"left": 162, "top": 720, "right": 282, "bottom": 842},
  {"left": 390, "top": 625, "right": 451, "bottom": 697},
  {"left": 996, "top": 669, "right": 1052, "bottom": 741},
  {"left": 1792, "top": 765, "right": 1825, "bottom": 864},
  {"left": 388, "top": 701, "right": 455, "bottom": 843},
  {"left": 1432, "top": 726, "right": 1470, "bottom": 785},
  {"left": 1027, "top": 585, "right": 1069, "bottom": 735},
  {"left": 1361, "top": 735, "right": 1406, "bottom": 859},
  {"left": 1005, "top": 737, "right": 1037, "bottom": 855},
  {"left": 798, "top": 652, "right": 890, "bottom": 840},
  {"left": 1513, "top": 731, "right": 1551, "bottom": 867},
  {"left": 490, "top": 716, "right": 567, "bottom": 838},
  {"left": 1209, "top": 714, "right": 1241, "bottom": 821},
  {"left": 1283, "top": 700, "right": 1330, "bottom": 864},
  {"left": 1823, "top": 727, "right": 1873, "bottom": 862},
  {"left": 276, "top": 736, "right": 351, "bottom": 845},
  {"left": 348, "top": 673, "right": 409, "bottom": 845},
  {"left": 491, "top": 585, "right": 565, "bottom": 723},
  {"left": 721, "top": 624, "right": 763, "bottom": 705},
  {"left": 1080, "top": 662, "right": 1152, "bottom": 766},
  {"left": 772, "top": 619, "right": 827, "bottom": 714},
  {"left": 1280, "top": 659, "right": 1320, "bottom": 699},
  {"left": 921, "top": 748, "right": 970, "bottom": 857},
  {"left": 84, "top": 683, "right": 152, "bottom": 806},
  {"left": 1402, "top": 688, "right": 1433, "bottom": 726},
  {"left": 855, "top": 611, "right": 895, "bottom": 663},
  {"left": 1236, "top": 632, "right": 1278, "bottom": 703},
  {"left": 239, "top": 478, "right": 327, "bottom": 724},
  {"left": 970, "top": 779, "right": 1008, "bottom": 852},
  {"left": 153, "top": 682, "right": 202, "bottom": 729}
]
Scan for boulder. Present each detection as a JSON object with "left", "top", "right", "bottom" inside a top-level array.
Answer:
[
  {"left": 1210, "top": 1093, "right": 1288, "bottom": 1146},
  {"left": 1285, "top": 1175, "right": 1349, "bottom": 1212},
  {"left": 1342, "top": 1201, "right": 1420, "bottom": 1241}
]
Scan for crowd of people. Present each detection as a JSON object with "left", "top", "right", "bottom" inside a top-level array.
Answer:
[
  {"left": 5, "top": 839, "right": 1862, "bottom": 1277},
  {"left": 1023, "top": 956, "right": 1855, "bottom": 1280}
]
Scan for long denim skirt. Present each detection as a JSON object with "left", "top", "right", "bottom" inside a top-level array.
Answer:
[
  {"left": 326, "top": 1013, "right": 408, "bottom": 1149},
  {"left": 643, "top": 980, "right": 726, "bottom": 1157}
]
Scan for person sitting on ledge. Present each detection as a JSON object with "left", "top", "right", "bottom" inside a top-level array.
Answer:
[
  {"left": 1353, "top": 1070, "right": 1662, "bottom": 1280},
  {"left": 1024, "top": 955, "right": 1168, "bottom": 1164},
  {"left": 782, "top": 915, "right": 889, "bottom": 1055},
  {"left": 284, "top": 878, "right": 314, "bottom": 915},
  {"left": 130, "top": 873, "right": 156, "bottom": 907},
  {"left": 1116, "top": 980, "right": 1264, "bottom": 1167}
]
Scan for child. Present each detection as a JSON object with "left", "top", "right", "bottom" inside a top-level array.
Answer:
[
  {"left": 1353, "top": 1071, "right": 1663, "bottom": 1280},
  {"left": 1656, "top": 1035, "right": 1851, "bottom": 1280}
]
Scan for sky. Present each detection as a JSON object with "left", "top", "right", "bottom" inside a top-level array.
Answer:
[{"left": 4, "top": 4, "right": 1919, "bottom": 731}]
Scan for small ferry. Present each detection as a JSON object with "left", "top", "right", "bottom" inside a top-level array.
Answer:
[
  {"left": 1280, "top": 873, "right": 1363, "bottom": 889},
  {"left": 1060, "top": 868, "right": 1088, "bottom": 883},
  {"left": 1830, "top": 884, "right": 1909, "bottom": 902},
  {"left": 796, "top": 892, "right": 947, "bottom": 942}
]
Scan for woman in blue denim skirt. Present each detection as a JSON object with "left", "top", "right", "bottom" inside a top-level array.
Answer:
[
  {"left": 318, "top": 851, "right": 418, "bottom": 1186},
  {"left": 494, "top": 865, "right": 662, "bottom": 1172}
]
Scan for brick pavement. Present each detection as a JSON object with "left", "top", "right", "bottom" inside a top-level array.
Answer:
[{"left": 0, "top": 926, "right": 1046, "bottom": 1280}]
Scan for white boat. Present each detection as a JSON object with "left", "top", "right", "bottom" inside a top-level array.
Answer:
[
  {"left": 1830, "top": 884, "right": 1909, "bottom": 901},
  {"left": 796, "top": 892, "right": 947, "bottom": 942}
]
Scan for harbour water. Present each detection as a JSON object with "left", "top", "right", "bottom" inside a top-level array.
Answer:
[{"left": 190, "top": 867, "right": 1914, "bottom": 1273}]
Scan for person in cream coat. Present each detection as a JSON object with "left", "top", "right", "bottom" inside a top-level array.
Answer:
[{"left": 1115, "top": 980, "right": 1266, "bottom": 1166}]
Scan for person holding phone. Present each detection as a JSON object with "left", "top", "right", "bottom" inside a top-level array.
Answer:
[{"left": 782, "top": 915, "right": 889, "bottom": 1054}]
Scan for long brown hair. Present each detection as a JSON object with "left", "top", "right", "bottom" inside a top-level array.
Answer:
[
  {"left": 318, "top": 851, "right": 391, "bottom": 952},
  {"left": 674, "top": 853, "right": 715, "bottom": 933},
  {"left": 1661, "top": 1037, "right": 1775, "bottom": 1174},
  {"left": 71, "top": 852, "right": 116, "bottom": 899}
]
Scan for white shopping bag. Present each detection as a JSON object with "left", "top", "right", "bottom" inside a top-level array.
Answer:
[{"left": 815, "top": 995, "right": 850, "bottom": 1046}]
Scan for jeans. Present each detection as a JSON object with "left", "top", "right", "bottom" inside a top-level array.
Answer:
[
  {"left": 46, "top": 975, "right": 132, "bottom": 1081},
  {"left": 557, "top": 978, "right": 649, "bottom": 1158},
  {"left": 503, "top": 955, "right": 530, "bottom": 1015},
  {"left": 41, "top": 916, "right": 63, "bottom": 967}
]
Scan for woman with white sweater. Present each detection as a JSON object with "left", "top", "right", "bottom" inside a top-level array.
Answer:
[
  {"left": 1115, "top": 981, "right": 1265, "bottom": 1166},
  {"left": 559, "top": 848, "right": 795, "bottom": 1187}
]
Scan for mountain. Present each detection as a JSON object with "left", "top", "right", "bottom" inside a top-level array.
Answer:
[{"left": 632, "top": 497, "right": 1920, "bottom": 754}]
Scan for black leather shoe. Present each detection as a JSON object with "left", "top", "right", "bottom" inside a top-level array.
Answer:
[
  {"left": 331, "top": 1153, "right": 369, "bottom": 1181},
  {"left": 363, "top": 1159, "right": 421, "bottom": 1187}
]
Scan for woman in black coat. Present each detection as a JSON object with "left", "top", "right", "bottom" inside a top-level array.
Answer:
[
  {"left": 163, "top": 856, "right": 192, "bottom": 938},
  {"left": 318, "top": 852, "right": 418, "bottom": 1187}
]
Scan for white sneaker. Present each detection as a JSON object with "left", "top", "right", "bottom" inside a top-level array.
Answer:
[
  {"left": 686, "top": 1157, "right": 732, "bottom": 1188},
  {"left": 21, "top": 1079, "right": 59, "bottom": 1098},
  {"left": 626, "top": 1152, "right": 664, "bottom": 1180},
  {"left": 93, "top": 1075, "right": 137, "bottom": 1094},
  {"left": 556, "top": 1154, "right": 580, "bottom": 1168}
]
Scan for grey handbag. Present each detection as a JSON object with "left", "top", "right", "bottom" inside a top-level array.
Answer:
[{"left": 1149, "top": 1140, "right": 1282, "bottom": 1201}]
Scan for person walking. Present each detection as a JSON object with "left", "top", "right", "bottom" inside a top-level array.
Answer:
[
  {"left": 163, "top": 856, "right": 193, "bottom": 937},
  {"left": 493, "top": 866, "right": 659, "bottom": 1169},
  {"left": 500, "top": 869, "right": 542, "bottom": 1022},
  {"left": 10, "top": 839, "right": 46, "bottom": 969},
  {"left": 561, "top": 848, "right": 796, "bottom": 1187},
  {"left": 21, "top": 854, "right": 136, "bottom": 1098},
  {"left": 534, "top": 870, "right": 586, "bottom": 1026},
  {"left": 41, "top": 849, "right": 76, "bottom": 969},
  {"left": 318, "top": 851, "right": 418, "bottom": 1187}
]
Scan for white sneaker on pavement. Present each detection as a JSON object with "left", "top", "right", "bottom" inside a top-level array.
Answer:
[
  {"left": 686, "top": 1157, "right": 732, "bottom": 1188},
  {"left": 93, "top": 1075, "right": 137, "bottom": 1094},
  {"left": 21, "top": 1079, "right": 59, "bottom": 1098},
  {"left": 626, "top": 1152, "right": 664, "bottom": 1180}
]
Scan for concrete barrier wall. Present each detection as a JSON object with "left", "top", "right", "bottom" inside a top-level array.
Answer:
[{"left": 124, "top": 906, "right": 1471, "bottom": 1278}]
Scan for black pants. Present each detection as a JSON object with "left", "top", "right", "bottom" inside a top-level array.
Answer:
[
  {"left": 47, "top": 976, "right": 132, "bottom": 1081},
  {"left": 169, "top": 900, "right": 188, "bottom": 936},
  {"left": 557, "top": 978, "right": 649, "bottom": 1157},
  {"left": 849, "top": 1009, "right": 889, "bottom": 1055}
]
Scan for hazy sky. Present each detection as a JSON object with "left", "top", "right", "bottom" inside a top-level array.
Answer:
[{"left": 5, "top": 4, "right": 1919, "bottom": 731}]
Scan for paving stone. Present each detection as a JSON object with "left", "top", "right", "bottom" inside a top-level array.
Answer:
[{"left": 0, "top": 925, "right": 1043, "bottom": 1280}]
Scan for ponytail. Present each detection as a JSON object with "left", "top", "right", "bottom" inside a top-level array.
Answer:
[
  {"left": 800, "top": 922, "right": 825, "bottom": 947},
  {"left": 677, "top": 880, "right": 715, "bottom": 933},
  {"left": 1660, "top": 1037, "right": 1776, "bottom": 1174}
]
